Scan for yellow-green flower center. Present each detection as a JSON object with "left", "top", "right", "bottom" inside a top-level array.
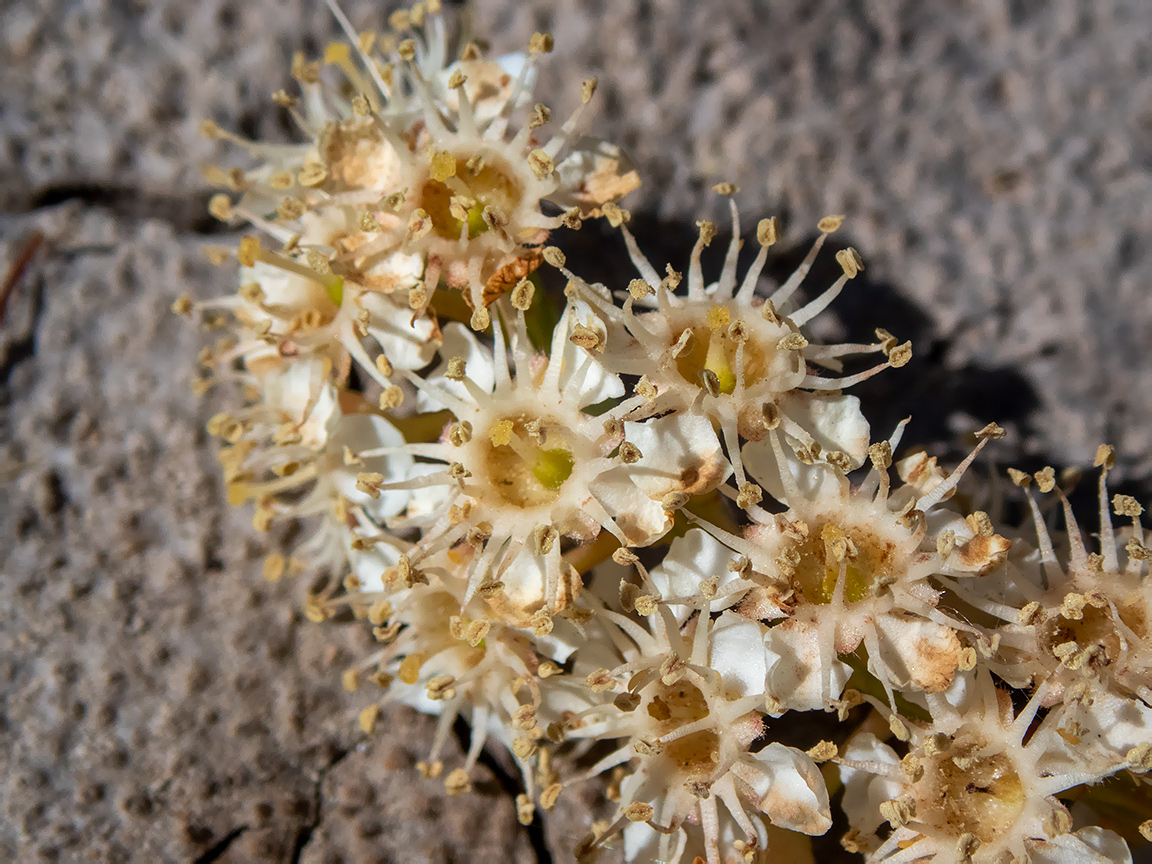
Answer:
[
  {"left": 420, "top": 152, "right": 524, "bottom": 241},
  {"left": 672, "top": 307, "right": 773, "bottom": 396},
  {"left": 532, "top": 448, "right": 575, "bottom": 491},
  {"left": 483, "top": 415, "right": 575, "bottom": 508},
  {"left": 324, "top": 274, "right": 345, "bottom": 307},
  {"left": 925, "top": 742, "right": 1025, "bottom": 845},
  {"left": 788, "top": 520, "right": 903, "bottom": 605}
]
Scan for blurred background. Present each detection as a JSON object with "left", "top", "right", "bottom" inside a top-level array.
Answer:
[{"left": 2, "top": 1, "right": 1151, "bottom": 861}]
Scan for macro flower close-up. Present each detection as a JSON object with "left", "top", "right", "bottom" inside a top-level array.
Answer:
[{"left": 3, "top": 2, "right": 1152, "bottom": 863}]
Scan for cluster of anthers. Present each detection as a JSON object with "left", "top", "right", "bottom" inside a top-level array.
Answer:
[{"left": 177, "top": 3, "right": 1152, "bottom": 862}]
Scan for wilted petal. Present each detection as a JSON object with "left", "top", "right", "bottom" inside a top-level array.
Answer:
[
  {"left": 896, "top": 450, "right": 949, "bottom": 500},
  {"left": 552, "top": 136, "right": 642, "bottom": 218},
  {"left": 742, "top": 744, "right": 832, "bottom": 835},
  {"left": 874, "top": 615, "right": 962, "bottom": 694}
]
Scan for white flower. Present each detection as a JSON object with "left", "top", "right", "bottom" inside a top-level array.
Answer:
[
  {"left": 567, "top": 606, "right": 830, "bottom": 864},
  {"left": 192, "top": 239, "right": 433, "bottom": 408},
  {"left": 838, "top": 670, "right": 1120, "bottom": 863},
  {"left": 948, "top": 450, "right": 1151, "bottom": 729},
  {"left": 212, "top": 372, "right": 413, "bottom": 592},
  {"left": 703, "top": 423, "right": 1011, "bottom": 708},
  {"left": 568, "top": 202, "right": 900, "bottom": 487},
  {"left": 373, "top": 306, "right": 727, "bottom": 610},
  {"left": 181, "top": 3, "right": 1150, "bottom": 858},
  {"left": 340, "top": 559, "right": 563, "bottom": 800},
  {"left": 321, "top": 0, "right": 623, "bottom": 316}
]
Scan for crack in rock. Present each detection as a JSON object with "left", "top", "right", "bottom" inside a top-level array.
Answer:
[
  {"left": 289, "top": 745, "right": 352, "bottom": 864},
  {"left": 192, "top": 825, "right": 249, "bottom": 864}
]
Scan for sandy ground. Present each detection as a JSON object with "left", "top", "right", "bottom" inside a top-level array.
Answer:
[{"left": 3, "top": 1, "right": 1152, "bottom": 861}]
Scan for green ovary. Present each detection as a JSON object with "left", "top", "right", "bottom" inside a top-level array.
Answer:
[
  {"left": 465, "top": 201, "right": 489, "bottom": 238},
  {"left": 324, "top": 275, "right": 344, "bottom": 307},
  {"left": 533, "top": 448, "right": 575, "bottom": 490},
  {"left": 812, "top": 561, "right": 879, "bottom": 605},
  {"left": 672, "top": 321, "right": 773, "bottom": 395},
  {"left": 483, "top": 415, "right": 575, "bottom": 509}
]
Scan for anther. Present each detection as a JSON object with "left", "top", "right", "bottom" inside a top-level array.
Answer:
[
  {"left": 528, "top": 149, "right": 554, "bottom": 180},
  {"left": 818, "top": 214, "right": 845, "bottom": 233},
  {"left": 359, "top": 705, "right": 380, "bottom": 734},
  {"left": 806, "top": 740, "right": 838, "bottom": 762},
  {"left": 379, "top": 386, "right": 404, "bottom": 410},
  {"left": 757, "top": 217, "right": 779, "bottom": 247},
  {"left": 618, "top": 442, "right": 642, "bottom": 464},
  {"left": 624, "top": 802, "right": 654, "bottom": 822},
  {"left": 835, "top": 247, "right": 864, "bottom": 278},
  {"left": 529, "top": 32, "right": 554, "bottom": 53},
  {"left": 737, "top": 482, "right": 763, "bottom": 510},
  {"left": 511, "top": 278, "right": 535, "bottom": 310}
]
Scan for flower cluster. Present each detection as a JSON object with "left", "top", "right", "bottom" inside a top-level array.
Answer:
[{"left": 179, "top": 4, "right": 1151, "bottom": 862}]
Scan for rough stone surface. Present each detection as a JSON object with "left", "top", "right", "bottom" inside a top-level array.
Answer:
[
  {"left": 0, "top": 209, "right": 536, "bottom": 863},
  {"left": 3, "top": 1, "right": 1152, "bottom": 862}
]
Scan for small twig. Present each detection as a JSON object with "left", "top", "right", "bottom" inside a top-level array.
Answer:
[{"left": 1, "top": 229, "right": 45, "bottom": 323}]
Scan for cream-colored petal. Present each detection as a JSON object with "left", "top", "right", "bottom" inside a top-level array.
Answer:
[
  {"left": 648, "top": 528, "right": 740, "bottom": 616},
  {"left": 838, "top": 732, "right": 902, "bottom": 836},
  {"left": 744, "top": 744, "right": 832, "bottom": 836},
  {"left": 558, "top": 302, "right": 624, "bottom": 406},
  {"left": 419, "top": 321, "right": 496, "bottom": 409},
  {"left": 780, "top": 392, "right": 870, "bottom": 467},
  {"left": 329, "top": 413, "right": 413, "bottom": 519},
  {"left": 708, "top": 612, "right": 769, "bottom": 699},
  {"left": 1027, "top": 827, "right": 1132, "bottom": 864},
  {"left": 625, "top": 413, "right": 731, "bottom": 500},
  {"left": 763, "top": 619, "right": 851, "bottom": 712},
  {"left": 873, "top": 615, "right": 962, "bottom": 694},
  {"left": 741, "top": 436, "right": 849, "bottom": 505},
  {"left": 589, "top": 468, "right": 671, "bottom": 546}
]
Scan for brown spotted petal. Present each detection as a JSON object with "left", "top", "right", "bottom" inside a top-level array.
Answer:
[
  {"left": 876, "top": 615, "right": 962, "bottom": 694},
  {"left": 743, "top": 743, "right": 833, "bottom": 835},
  {"left": 953, "top": 532, "right": 1013, "bottom": 576},
  {"left": 896, "top": 450, "right": 950, "bottom": 501},
  {"left": 552, "top": 136, "right": 642, "bottom": 218}
]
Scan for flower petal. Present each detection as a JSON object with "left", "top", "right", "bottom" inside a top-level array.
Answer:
[
  {"left": 743, "top": 744, "right": 832, "bottom": 835},
  {"left": 625, "top": 413, "right": 731, "bottom": 500}
]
